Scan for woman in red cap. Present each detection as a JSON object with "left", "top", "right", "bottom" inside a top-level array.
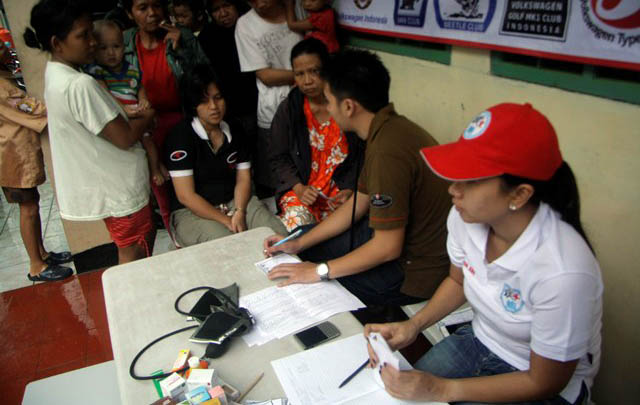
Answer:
[{"left": 365, "top": 103, "right": 602, "bottom": 405}]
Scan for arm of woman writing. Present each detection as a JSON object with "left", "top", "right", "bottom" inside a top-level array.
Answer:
[
  {"left": 380, "top": 351, "right": 578, "bottom": 403},
  {"left": 171, "top": 175, "right": 233, "bottom": 231},
  {"left": 364, "top": 265, "right": 466, "bottom": 354}
]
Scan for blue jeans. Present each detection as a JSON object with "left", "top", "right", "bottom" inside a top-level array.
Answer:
[
  {"left": 296, "top": 219, "right": 423, "bottom": 307},
  {"left": 415, "top": 325, "right": 585, "bottom": 405}
]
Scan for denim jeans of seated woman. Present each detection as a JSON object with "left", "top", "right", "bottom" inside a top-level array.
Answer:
[
  {"left": 294, "top": 219, "right": 423, "bottom": 307},
  {"left": 414, "top": 324, "right": 587, "bottom": 405}
]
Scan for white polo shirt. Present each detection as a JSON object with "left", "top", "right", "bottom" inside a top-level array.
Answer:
[
  {"left": 447, "top": 203, "right": 602, "bottom": 402},
  {"left": 44, "top": 61, "right": 149, "bottom": 220}
]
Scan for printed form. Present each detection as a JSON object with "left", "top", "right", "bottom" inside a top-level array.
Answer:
[
  {"left": 272, "top": 334, "right": 448, "bottom": 405},
  {"left": 240, "top": 281, "right": 365, "bottom": 346}
]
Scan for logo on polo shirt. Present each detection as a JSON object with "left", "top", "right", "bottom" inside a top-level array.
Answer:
[
  {"left": 170, "top": 150, "right": 188, "bottom": 162},
  {"left": 226, "top": 152, "right": 238, "bottom": 164},
  {"left": 501, "top": 283, "right": 524, "bottom": 313},
  {"left": 370, "top": 193, "right": 393, "bottom": 208},
  {"left": 463, "top": 111, "right": 491, "bottom": 140}
]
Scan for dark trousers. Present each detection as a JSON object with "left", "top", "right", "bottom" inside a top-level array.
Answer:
[{"left": 298, "top": 219, "right": 424, "bottom": 307}]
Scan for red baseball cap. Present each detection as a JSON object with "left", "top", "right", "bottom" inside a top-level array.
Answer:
[{"left": 420, "top": 103, "right": 563, "bottom": 181}]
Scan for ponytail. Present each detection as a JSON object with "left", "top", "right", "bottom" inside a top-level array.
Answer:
[
  {"left": 502, "top": 161, "right": 593, "bottom": 253},
  {"left": 23, "top": 0, "right": 90, "bottom": 52},
  {"left": 23, "top": 28, "right": 42, "bottom": 50}
]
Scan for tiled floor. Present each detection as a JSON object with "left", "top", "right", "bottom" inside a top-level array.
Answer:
[
  {"left": 0, "top": 180, "right": 174, "bottom": 404},
  {"left": 0, "top": 269, "right": 112, "bottom": 404}
]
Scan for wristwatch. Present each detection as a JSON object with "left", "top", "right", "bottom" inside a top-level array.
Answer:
[{"left": 316, "top": 262, "right": 330, "bottom": 281}]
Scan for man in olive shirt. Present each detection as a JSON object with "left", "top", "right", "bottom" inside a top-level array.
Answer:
[{"left": 264, "top": 49, "right": 451, "bottom": 306}]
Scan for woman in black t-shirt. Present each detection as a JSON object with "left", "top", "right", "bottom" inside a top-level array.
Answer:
[
  {"left": 164, "top": 65, "right": 286, "bottom": 247},
  {"left": 199, "top": 0, "right": 258, "bottom": 149}
]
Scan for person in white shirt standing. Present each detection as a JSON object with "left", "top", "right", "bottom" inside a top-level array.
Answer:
[
  {"left": 24, "top": 0, "right": 156, "bottom": 265},
  {"left": 365, "top": 103, "right": 602, "bottom": 405},
  {"left": 235, "top": 0, "right": 301, "bottom": 197}
]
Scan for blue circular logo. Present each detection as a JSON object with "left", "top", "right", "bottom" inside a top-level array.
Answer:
[{"left": 463, "top": 111, "right": 492, "bottom": 140}]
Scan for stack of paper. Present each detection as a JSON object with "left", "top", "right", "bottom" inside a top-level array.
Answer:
[
  {"left": 240, "top": 282, "right": 365, "bottom": 346},
  {"left": 272, "top": 334, "right": 447, "bottom": 405}
]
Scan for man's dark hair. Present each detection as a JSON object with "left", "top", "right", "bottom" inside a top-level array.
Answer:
[
  {"left": 321, "top": 49, "right": 390, "bottom": 113},
  {"left": 180, "top": 64, "right": 223, "bottom": 118},
  {"left": 290, "top": 37, "right": 329, "bottom": 68}
]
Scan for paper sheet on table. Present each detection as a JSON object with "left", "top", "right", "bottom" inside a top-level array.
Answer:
[
  {"left": 272, "top": 334, "right": 448, "bottom": 405},
  {"left": 255, "top": 254, "right": 301, "bottom": 275},
  {"left": 240, "top": 282, "right": 365, "bottom": 346}
]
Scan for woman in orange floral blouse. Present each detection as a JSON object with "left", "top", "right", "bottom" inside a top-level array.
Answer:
[{"left": 270, "top": 38, "right": 362, "bottom": 232}]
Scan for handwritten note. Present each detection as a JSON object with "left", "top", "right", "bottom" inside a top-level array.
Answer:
[{"left": 254, "top": 254, "right": 301, "bottom": 275}]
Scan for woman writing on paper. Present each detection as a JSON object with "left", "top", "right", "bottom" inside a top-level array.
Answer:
[{"left": 365, "top": 103, "right": 602, "bottom": 405}]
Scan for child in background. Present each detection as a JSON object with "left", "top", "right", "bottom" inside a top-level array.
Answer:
[
  {"left": 284, "top": 0, "right": 339, "bottom": 53},
  {"left": 172, "top": 0, "right": 208, "bottom": 36},
  {"left": 87, "top": 20, "right": 167, "bottom": 187},
  {"left": 235, "top": 0, "right": 302, "bottom": 197}
]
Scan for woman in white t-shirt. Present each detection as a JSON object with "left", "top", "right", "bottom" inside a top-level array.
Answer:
[
  {"left": 24, "top": 0, "right": 156, "bottom": 264},
  {"left": 365, "top": 103, "right": 602, "bottom": 405}
]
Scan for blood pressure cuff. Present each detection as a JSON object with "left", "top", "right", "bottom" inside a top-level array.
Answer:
[{"left": 188, "top": 284, "right": 254, "bottom": 345}]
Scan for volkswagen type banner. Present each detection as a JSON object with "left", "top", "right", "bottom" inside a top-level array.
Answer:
[{"left": 337, "top": 0, "right": 640, "bottom": 71}]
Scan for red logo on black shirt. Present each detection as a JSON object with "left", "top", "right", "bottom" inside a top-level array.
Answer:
[{"left": 170, "top": 150, "right": 188, "bottom": 162}]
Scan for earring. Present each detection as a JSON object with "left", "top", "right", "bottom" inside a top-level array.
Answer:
[{"left": 509, "top": 203, "right": 517, "bottom": 211}]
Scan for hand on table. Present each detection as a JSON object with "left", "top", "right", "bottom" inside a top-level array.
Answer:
[{"left": 267, "top": 261, "right": 320, "bottom": 287}]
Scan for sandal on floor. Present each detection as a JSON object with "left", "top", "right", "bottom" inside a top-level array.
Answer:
[
  {"left": 27, "top": 264, "right": 73, "bottom": 282},
  {"left": 44, "top": 251, "right": 73, "bottom": 265}
]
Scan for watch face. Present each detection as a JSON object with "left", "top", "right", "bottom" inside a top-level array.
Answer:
[{"left": 317, "top": 263, "right": 329, "bottom": 279}]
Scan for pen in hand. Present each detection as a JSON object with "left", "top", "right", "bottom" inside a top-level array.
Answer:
[
  {"left": 271, "top": 228, "right": 303, "bottom": 248},
  {"left": 338, "top": 359, "right": 370, "bottom": 389}
]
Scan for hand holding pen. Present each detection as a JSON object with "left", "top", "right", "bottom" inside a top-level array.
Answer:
[{"left": 263, "top": 228, "right": 304, "bottom": 257}]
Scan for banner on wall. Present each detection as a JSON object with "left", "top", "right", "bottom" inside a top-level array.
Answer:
[{"left": 338, "top": 0, "right": 640, "bottom": 71}]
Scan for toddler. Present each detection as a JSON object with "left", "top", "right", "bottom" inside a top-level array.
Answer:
[
  {"left": 285, "top": 0, "right": 339, "bottom": 53},
  {"left": 87, "top": 19, "right": 167, "bottom": 186},
  {"left": 171, "top": 0, "right": 208, "bottom": 36}
]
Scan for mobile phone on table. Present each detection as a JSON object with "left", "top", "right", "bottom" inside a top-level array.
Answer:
[{"left": 294, "top": 322, "right": 340, "bottom": 350}]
